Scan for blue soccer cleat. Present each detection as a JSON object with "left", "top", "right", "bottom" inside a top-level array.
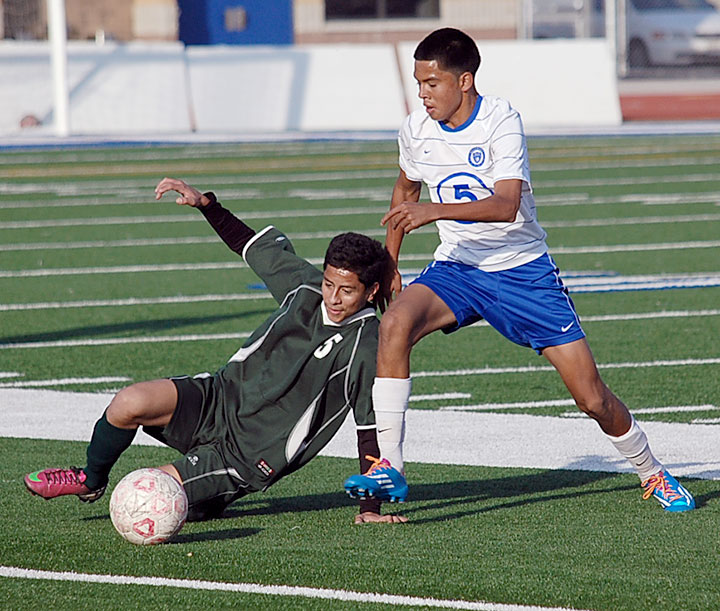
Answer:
[
  {"left": 344, "top": 456, "right": 408, "bottom": 503},
  {"left": 641, "top": 470, "right": 695, "bottom": 512}
]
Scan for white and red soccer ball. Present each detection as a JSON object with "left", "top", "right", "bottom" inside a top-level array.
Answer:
[{"left": 109, "top": 468, "right": 188, "bottom": 545}]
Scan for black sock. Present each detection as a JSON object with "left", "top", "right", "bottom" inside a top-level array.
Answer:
[{"left": 83, "top": 412, "right": 136, "bottom": 489}]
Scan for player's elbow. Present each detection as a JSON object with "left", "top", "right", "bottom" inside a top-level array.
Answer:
[{"left": 498, "top": 199, "right": 521, "bottom": 223}]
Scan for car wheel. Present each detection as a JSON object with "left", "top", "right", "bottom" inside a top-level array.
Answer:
[{"left": 628, "top": 39, "right": 651, "bottom": 68}]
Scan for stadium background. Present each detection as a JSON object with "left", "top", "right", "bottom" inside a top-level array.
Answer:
[{"left": 1, "top": 0, "right": 720, "bottom": 138}]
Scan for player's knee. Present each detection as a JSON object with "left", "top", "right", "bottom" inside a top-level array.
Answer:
[
  {"left": 107, "top": 384, "right": 153, "bottom": 427},
  {"left": 574, "top": 388, "right": 616, "bottom": 421},
  {"left": 575, "top": 395, "right": 605, "bottom": 418},
  {"left": 378, "top": 307, "right": 413, "bottom": 348}
]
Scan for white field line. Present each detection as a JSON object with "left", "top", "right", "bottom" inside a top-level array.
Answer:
[
  {"left": 0, "top": 566, "right": 584, "bottom": 611},
  {"left": 442, "top": 399, "right": 577, "bottom": 411},
  {"left": 0, "top": 261, "right": 250, "bottom": 278},
  {"left": 0, "top": 293, "right": 274, "bottom": 311},
  {"left": 0, "top": 169, "right": 399, "bottom": 196},
  {"left": 0, "top": 141, "right": 716, "bottom": 165},
  {"left": 579, "top": 309, "right": 720, "bottom": 322},
  {"left": 542, "top": 213, "right": 720, "bottom": 228},
  {"left": 410, "top": 392, "right": 472, "bottom": 402},
  {"left": 561, "top": 405, "right": 718, "bottom": 417},
  {"left": 0, "top": 333, "right": 252, "bottom": 350},
  {"left": 0, "top": 141, "right": 393, "bottom": 164},
  {"left": 409, "top": 270, "right": 720, "bottom": 294},
  {"left": 0, "top": 186, "right": 389, "bottom": 209},
  {"left": 536, "top": 192, "right": 720, "bottom": 208},
  {"left": 412, "top": 358, "right": 720, "bottom": 379},
  {"left": 564, "top": 273, "right": 720, "bottom": 293},
  {"left": 693, "top": 418, "right": 720, "bottom": 424},
  {"left": 0, "top": 237, "right": 720, "bottom": 266},
  {"left": 4, "top": 211, "right": 720, "bottom": 231},
  {"left": 538, "top": 172, "right": 719, "bottom": 189},
  {"left": 0, "top": 209, "right": 382, "bottom": 230},
  {"left": 0, "top": 169, "right": 717, "bottom": 197},
  {"left": 1, "top": 136, "right": 717, "bottom": 162},
  {"left": 2, "top": 190, "right": 718, "bottom": 211},
  {"left": 440, "top": 400, "right": 718, "bottom": 414},
  {"left": 550, "top": 239, "right": 720, "bottom": 255},
  {"left": 0, "top": 376, "right": 131, "bottom": 389},
  {"left": 533, "top": 155, "right": 720, "bottom": 171},
  {"left": 0, "top": 226, "right": 403, "bottom": 253},
  {"left": 0, "top": 371, "right": 22, "bottom": 378},
  {"left": 590, "top": 192, "right": 720, "bottom": 206}
]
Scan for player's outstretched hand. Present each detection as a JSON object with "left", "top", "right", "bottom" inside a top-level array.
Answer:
[
  {"left": 354, "top": 511, "right": 408, "bottom": 524},
  {"left": 155, "top": 177, "right": 211, "bottom": 208}
]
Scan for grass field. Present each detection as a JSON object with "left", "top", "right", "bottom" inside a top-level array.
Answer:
[{"left": 1, "top": 135, "right": 720, "bottom": 610}]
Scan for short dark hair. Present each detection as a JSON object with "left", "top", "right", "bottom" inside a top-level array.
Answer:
[
  {"left": 414, "top": 27, "right": 480, "bottom": 77},
  {"left": 324, "top": 232, "right": 388, "bottom": 293}
]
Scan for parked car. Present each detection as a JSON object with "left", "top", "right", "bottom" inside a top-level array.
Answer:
[{"left": 532, "top": 0, "right": 720, "bottom": 66}]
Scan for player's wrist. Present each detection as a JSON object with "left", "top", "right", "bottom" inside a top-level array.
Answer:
[
  {"left": 432, "top": 202, "right": 449, "bottom": 222},
  {"left": 201, "top": 191, "right": 217, "bottom": 207}
]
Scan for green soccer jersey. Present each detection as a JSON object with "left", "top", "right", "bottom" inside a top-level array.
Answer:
[{"left": 206, "top": 226, "right": 378, "bottom": 491}]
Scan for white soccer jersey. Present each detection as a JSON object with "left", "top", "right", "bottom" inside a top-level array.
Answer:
[{"left": 398, "top": 95, "right": 548, "bottom": 271}]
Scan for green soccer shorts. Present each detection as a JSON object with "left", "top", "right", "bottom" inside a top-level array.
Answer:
[{"left": 151, "top": 375, "right": 252, "bottom": 520}]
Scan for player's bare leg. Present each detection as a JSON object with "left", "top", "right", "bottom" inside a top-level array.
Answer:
[
  {"left": 158, "top": 464, "right": 183, "bottom": 485},
  {"left": 377, "top": 284, "right": 457, "bottom": 378},
  {"left": 541, "top": 339, "right": 630, "bottom": 436},
  {"left": 375, "top": 284, "right": 456, "bottom": 470},
  {"left": 106, "top": 379, "right": 178, "bottom": 430},
  {"left": 25, "top": 379, "right": 178, "bottom": 502},
  {"left": 543, "top": 338, "right": 694, "bottom": 511},
  {"left": 346, "top": 285, "right": 457, "bottom": 504}
]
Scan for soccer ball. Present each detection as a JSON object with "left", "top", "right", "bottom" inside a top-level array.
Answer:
[{"left": 109, "top": 468, "right": 188, "bottom": 545}]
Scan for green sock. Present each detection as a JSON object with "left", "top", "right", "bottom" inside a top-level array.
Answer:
[{"left": 84, "top": 412, "right": 136, "bottom": 489}]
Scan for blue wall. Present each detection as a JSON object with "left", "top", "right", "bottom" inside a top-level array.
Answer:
[{"left": 178, "top": 0, "right": 293, "bottom": 45}]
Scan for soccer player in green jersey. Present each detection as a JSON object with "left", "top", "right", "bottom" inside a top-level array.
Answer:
[{"left": 25, "top": 177, "right": 406, "bottom": 525}]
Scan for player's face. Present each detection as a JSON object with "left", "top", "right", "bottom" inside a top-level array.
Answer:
[
  {"left": 414, "top": 60, "right": 466, "bottom": 127},
  {"left": 322, "top": 265, "right": 378, "bottom": 323}
]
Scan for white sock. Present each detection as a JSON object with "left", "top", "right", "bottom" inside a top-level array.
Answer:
[
  {"left": 606, "top": 417, "right": 663, "bottom": 482},
  {"left": 372, "top": 377, "right": 411, "bottom": 474}
]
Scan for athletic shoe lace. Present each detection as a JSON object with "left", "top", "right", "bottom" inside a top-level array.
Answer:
[
  {"left": 642, "top": 473, "right": 681, "bottom": 502},
  {"left": 47, "top": 467, "right": 84, "bottom": 485},
  {"left": 363, "top": 455, "right": 386, "bottom": 475}
]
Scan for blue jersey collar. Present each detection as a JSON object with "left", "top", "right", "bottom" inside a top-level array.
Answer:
[{"left": 439, "top": 95, "right": 482, "bottom": 133}]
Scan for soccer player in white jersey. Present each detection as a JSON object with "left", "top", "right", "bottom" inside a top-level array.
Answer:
[{"left": 344, "top": 27, "right": 695, "bottom": 512}]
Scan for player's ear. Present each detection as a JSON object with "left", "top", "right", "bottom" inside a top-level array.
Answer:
[
  {"left": 459, "top": 71, "right": 475, "bottom": 93},
  {"left": 367, "top": 281, "right": 380, "bottom": 303}
]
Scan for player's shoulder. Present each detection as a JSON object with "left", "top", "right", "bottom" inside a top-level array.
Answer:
[
  {"left": 345, "top": 311, "right": 380, "bottom": 344},
  {"left": 242, "top": 225, "right": 290, "bottom": 257},
  {"left": 478, "top": 95, "right": 519, "bottom": 120},
  {"left": 477, "top": 96, "right": 525, "bottom": 131}
]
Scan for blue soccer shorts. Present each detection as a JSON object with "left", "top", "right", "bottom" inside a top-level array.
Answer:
[{"left": 410, "top": 253, "right": 585, "bottom": 354}]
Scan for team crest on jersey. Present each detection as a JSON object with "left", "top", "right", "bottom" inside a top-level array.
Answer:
[{"left": 468, "top": 147, "right": 485, "bottom": 167}]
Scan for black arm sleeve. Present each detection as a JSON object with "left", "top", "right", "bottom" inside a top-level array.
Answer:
[
  {"left": 198, "top": 192, "right": 256, "bottom": 255},
  {"left": 357, "top": 428, "right": 382, "bottom": 515}
]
